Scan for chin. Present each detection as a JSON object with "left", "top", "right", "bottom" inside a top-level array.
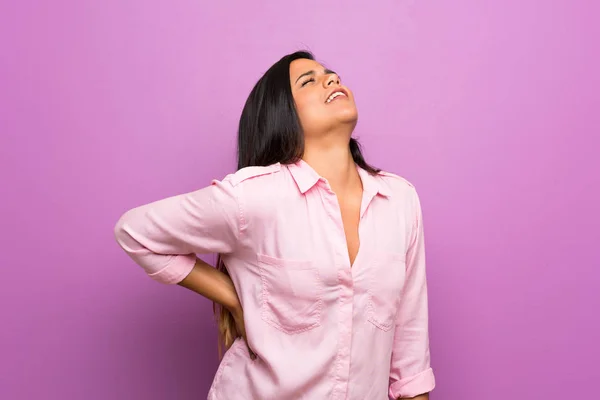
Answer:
[{"left": 337, "top": 108, "right": 358, "bottom": 124}]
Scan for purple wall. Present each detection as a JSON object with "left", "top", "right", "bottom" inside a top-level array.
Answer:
[{"left": 1, "top": 1, "right": 599, "bottom": 399}]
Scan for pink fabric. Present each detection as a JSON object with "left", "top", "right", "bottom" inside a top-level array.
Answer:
[{"left": 114, "top": 160, "right": 435, "bottom": 399}]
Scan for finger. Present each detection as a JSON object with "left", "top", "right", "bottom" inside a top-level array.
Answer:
[{"left": 243, "top": 336, "right": 256, "bottom": 360}]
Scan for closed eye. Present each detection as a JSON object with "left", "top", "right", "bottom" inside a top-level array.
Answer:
[{"left": 301, "top": 78, "right": 315, "bottom": 87}]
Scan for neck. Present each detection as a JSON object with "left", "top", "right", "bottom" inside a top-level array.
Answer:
[{"left": 302, "top": 135, "right": 362, "bottom": 195}]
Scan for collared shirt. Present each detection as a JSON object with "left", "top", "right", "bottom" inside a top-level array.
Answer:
[{"left": 114, "top": 160, "right": 435, "bottom": 399}]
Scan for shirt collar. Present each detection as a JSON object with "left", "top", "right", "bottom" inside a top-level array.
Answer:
[{"left": 287, "top": 159, "right": 392, "bottom": 198}]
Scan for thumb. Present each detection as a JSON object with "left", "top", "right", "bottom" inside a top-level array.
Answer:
[
  {"left": 245, "top": 338, "right": 257, "bottom": 360},
  {"left": 236, "top": 317, "right": 256, "bottom": 360},
  {"left": 239, "top": 327, "right": 256, "bottom": 360}
]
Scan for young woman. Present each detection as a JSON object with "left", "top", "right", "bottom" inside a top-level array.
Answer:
[{"left": 114, "top": 51, "right": 435, "bottom": 399}]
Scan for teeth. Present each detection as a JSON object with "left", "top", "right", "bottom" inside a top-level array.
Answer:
[{"left": 326, "top": 91, "right": 346, "bottom": 103}]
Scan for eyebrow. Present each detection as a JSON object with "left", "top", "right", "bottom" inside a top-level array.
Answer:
[{"left": 295, "top": 68, "right": 337, "bottom": 84}]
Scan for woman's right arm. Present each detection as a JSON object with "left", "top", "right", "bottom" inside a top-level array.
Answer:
[
  {"left": 178, "top": 258, "right": 241, "bottom": 314},
  {"left": 113, "top": 177, "right": 243, "bottom": 309},
  {"left": 177, "top": 258, "right": 249, "bottom": 352}
]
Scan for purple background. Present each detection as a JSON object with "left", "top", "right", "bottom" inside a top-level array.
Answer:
[{"left": 1, "top": 1, "right": 599, "bottom": 399}]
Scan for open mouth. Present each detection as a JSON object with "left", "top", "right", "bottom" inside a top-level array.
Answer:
[{"left": 325, "top": 90, "right": 348, "bottom": 104}]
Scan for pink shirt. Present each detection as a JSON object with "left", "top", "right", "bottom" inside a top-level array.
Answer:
[{"left": 114, "top": 160, "right": 435, "bottom": 399}]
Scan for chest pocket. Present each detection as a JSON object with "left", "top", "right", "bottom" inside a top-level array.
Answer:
[
  {"left": 366, "top": 252, "right": 406, "bottom": 331},
  {"left": 257, "top": 254, "right": 323, "bottom": 334}
]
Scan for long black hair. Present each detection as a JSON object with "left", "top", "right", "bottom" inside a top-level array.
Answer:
[
  {"left": 236, "top": 50, "right": 379, "bottom": 173},
  {"left": 215, "top": 51, "right": 378, "bottom": 354}
]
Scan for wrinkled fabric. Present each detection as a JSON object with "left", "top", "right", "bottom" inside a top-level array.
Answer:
[{"left": 114, "top": 160, "right": 435, "bottom": 399}]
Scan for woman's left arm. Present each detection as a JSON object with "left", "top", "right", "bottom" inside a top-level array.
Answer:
[{"left": 388, "top": 187, "right": 436, "bottom": 400}]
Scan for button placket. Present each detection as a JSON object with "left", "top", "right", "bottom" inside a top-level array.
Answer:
[{"left": 317, "top": 182, "right": 354, "bottom": 399}]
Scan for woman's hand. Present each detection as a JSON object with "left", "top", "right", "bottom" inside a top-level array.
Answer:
[
  {"left": 177, "top": 258, "right": 256, "bottom": 359},
  {"left": 230, "top": 305, "right": 257, "bottom": 360}
]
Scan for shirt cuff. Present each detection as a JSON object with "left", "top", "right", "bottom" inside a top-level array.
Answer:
[
  {"left": 389, "top": 367, "right": 435, "bottom": 399},
  {"left": 147, "top": 254, "right": 196, "bottom": 284}
]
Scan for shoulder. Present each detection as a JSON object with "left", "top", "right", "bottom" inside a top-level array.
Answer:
[
  {"left": 375, "top": 170, "right": 423, "bottom": 219},
  {"left": 223, "top": 163, "right": 282, "bottom": 187},
  {"left": 220, "top": 163, "right": 290, "bottom": 225},
  {"left": 220, "top": 163, "right": 289, "bottom": 210},
  {"left": 376, "top": 169, "right": 417, "bottom": 196}
]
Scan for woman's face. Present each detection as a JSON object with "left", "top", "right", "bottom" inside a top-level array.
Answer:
[{"left": 289, "top": 58, "right": 358, "bottom": 138}]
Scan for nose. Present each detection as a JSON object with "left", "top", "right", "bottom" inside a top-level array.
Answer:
[{"left": 324, "top": 73, "right": 340, "bottom": 87}]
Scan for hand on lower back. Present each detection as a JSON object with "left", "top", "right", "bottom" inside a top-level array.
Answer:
[
  {"left": 177, "top": 258, "right": 255, "bottom": 358},
  {"left": 232, "top": 307, "right": 256, "bottom": 359}
]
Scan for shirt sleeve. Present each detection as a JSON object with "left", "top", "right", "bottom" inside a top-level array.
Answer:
[
  {"left": 113, "top": 177, "right": 242, "bottom": 284},
  {"left": 389, "top": 188, "right": 436, "bottom": 399}
]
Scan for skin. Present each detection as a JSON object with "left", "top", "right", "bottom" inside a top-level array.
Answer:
[
  {"left": 290, "top": 58, "right": 362, "bottom": 267},
  {"left": 178, "top": 58, "right": 429, "bottom": 399},
  {"left": 289, "top": 58, "right": 428, "bottom": 400}
]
